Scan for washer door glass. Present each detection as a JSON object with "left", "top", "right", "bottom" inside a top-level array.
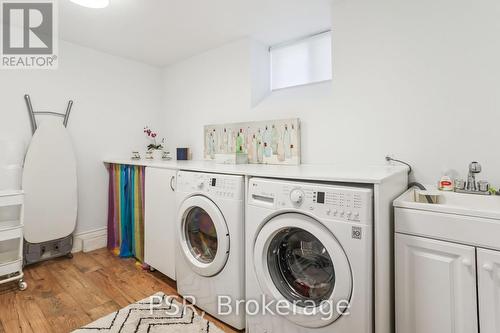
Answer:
[
  {"left": 253, "top": 213, "right": 352, "bottom": 328},
  {"left": 177, "top": 195, "right": 230, "bottom": 277},
  {"left": 268, "top": 228, "right": 335, "bottom": 306},
  {"left": 185, "top": 207, "right": 218, "bottom": 264}
]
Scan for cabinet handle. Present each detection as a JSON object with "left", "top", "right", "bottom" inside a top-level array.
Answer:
[
  {"left": 170, "top": 176, "right": 175, "bottom": 191},
  {"left": 482, "top": 262, "right": 493, "bottom": 272},
  {"left": 462, "top": 258, "right": 472, "bottom": 267}
]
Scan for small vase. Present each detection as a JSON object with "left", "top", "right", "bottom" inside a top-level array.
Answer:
[{"left": 151, "top": 149, "right": 164, "bottom": 160}]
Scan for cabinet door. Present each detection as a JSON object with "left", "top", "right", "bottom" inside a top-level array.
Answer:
[
  {"left": 395, "top": 233, "right": 477, "bottom": 333},
  {"left": 144, "top": 168, "right": 177, "bottom": 280},
  {"left": 477, "top": 248, "right": 500, "bottom": 333}
]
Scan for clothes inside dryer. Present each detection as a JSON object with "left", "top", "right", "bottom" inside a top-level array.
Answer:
[
  {"left": 185, "top": 207, "right": 218, "bottom": 264},
  {"left": 268, "top": 227, "right": 336, "bottom": 306}
]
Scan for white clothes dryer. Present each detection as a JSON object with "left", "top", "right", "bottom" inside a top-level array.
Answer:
[
  {"left": 246, "top": 178, "right": 374, "bottom": 333},
  {"left": 175, "top": 171, "right": 245, "bottom": 330}
]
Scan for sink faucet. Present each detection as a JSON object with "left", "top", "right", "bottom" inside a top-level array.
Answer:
[
  {"left": 466, "top": 161, "right": 481, "bottom": 191},
  {"left": 455, "top": 161, "right": 491, "bottom": 195}
]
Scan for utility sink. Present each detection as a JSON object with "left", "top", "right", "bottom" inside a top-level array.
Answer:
[
  {"left": 394, "top": 187, "right": 500, "bottom": 220},
  {"left": 394, "top": 187, "right": 500, "bottom": 250}
]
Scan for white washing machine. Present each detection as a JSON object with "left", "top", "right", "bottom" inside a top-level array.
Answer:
[
  {"left": 246, "top": 178, "right": 374, "bottom": 333},
  {"left": 175, "top": 171, "right": 245, "bottom": 330}
]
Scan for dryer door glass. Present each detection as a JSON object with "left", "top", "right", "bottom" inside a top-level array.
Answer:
[
  {"left": 185, "top": 207, "right": 218, "bottom": 264},
  {"left": 254, "top": 213, "right": 352, "bottom": 327},
  {"left": 268, "top": 227, "right": 335, "bottom": 306},
  {"left": 178, "top": 195, "right": 230, "bottom": 277}
]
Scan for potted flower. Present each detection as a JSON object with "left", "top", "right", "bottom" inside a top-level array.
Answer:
[{"left": 144, "top": 126, "right": 165, "bottom": 160}]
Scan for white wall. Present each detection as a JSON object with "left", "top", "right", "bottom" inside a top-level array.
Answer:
[
  {"left": 162, "top": 39, "right": 252, "bottom": 157},
  {"left": 162, "top": 0, "right": 500, "bottom": 186},
  {"left": 0, "top": 41, "right": 163, "bottom": 234},
  {"left": 328, "top": 0, "right": 500, "bottom": 184}
]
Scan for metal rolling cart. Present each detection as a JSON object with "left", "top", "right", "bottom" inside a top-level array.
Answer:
[{"left": 0, "top": 190, "right": 27, "bottom": 290}]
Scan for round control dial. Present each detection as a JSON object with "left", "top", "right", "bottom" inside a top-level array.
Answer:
[{"left": 290, "top": 189, "right": 305, "bottom": 206}]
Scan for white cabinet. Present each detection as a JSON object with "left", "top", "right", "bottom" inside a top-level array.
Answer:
[
  {"left": 395, "top": 233, "right": 478, "bottom": 333},
  {"left": 144, "top": 168, "right": 177, "bottom": 280},
  {"left": 478, "top": 248, "right": 500, "bottom": 333}
]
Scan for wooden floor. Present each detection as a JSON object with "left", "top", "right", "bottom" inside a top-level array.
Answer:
[{"left": 0, "top": 249, "right": 239, "bottom": 333}]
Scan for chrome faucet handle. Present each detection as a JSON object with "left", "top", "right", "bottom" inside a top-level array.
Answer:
[
  {"left": 454, "top": 179, "right": 466, "bottom": 190},
  {"left": 477, "top": 181, "right": 490, "bottom": 193},
  {"left": 469, "top": 161, "right": 482, "bottom": 173}
]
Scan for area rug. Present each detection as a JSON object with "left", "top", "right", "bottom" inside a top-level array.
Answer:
[{"left": 73, "top": 292, "right": 225, "bottom": 333}]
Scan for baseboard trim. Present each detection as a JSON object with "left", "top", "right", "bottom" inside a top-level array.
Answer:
[{"left": 72, "top": 227, "right": 107, "bottom": 253}]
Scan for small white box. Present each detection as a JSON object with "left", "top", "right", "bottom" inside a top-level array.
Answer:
[{"left": 215, "top": 153, "right": 249, "bottom": 165}]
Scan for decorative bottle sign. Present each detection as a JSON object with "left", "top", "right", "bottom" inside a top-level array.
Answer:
[{"left": 204, "top": 118, "right": 301, "bottom": 165}]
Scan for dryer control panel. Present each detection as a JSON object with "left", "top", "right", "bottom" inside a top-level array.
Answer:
[
  {"left": 248, "top": 178, "right": 373, "bottom": 225},
  {"left": 177, "top": 171, "right": 244, "bottom": 200}
]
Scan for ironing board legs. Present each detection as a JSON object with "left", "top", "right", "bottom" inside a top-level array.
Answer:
[
  {"left": 24, "top": 94, "right": 37, "bottom": 134},
  {"left": 24, "top": 94, "right": 74, "bottom": 134}
]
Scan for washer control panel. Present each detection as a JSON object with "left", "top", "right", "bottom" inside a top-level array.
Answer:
[
  {"left": 177, "top": 171, "right": 244, "bottom": 200},
  {"left": 248, "top": 178, "right": 373, "bottom": 225}
]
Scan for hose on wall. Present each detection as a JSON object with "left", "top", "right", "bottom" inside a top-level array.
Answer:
[{"left": 385, "top": 156, "right": 433, "bottom": 204}]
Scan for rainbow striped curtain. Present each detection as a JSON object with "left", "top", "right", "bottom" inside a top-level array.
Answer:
[{"left": 107, "top": 164, "right": 145, "bottom": 261}]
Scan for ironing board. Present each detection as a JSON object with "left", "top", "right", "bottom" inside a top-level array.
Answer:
[{"left": 22, "top": 121, "right": 77, "bottom": 244}]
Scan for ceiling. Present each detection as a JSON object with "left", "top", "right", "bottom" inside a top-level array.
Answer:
[{"left": 59, "top": 0, "right": 333, "bottom": 67}]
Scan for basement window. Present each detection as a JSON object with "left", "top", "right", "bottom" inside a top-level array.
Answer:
[{"left": 270, "top": 31, "right": 332, "bottom": 91}]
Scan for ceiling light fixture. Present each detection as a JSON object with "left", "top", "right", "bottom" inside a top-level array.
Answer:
[{"left": 70, "top": 0, "right": 110, "bottom": 9}]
